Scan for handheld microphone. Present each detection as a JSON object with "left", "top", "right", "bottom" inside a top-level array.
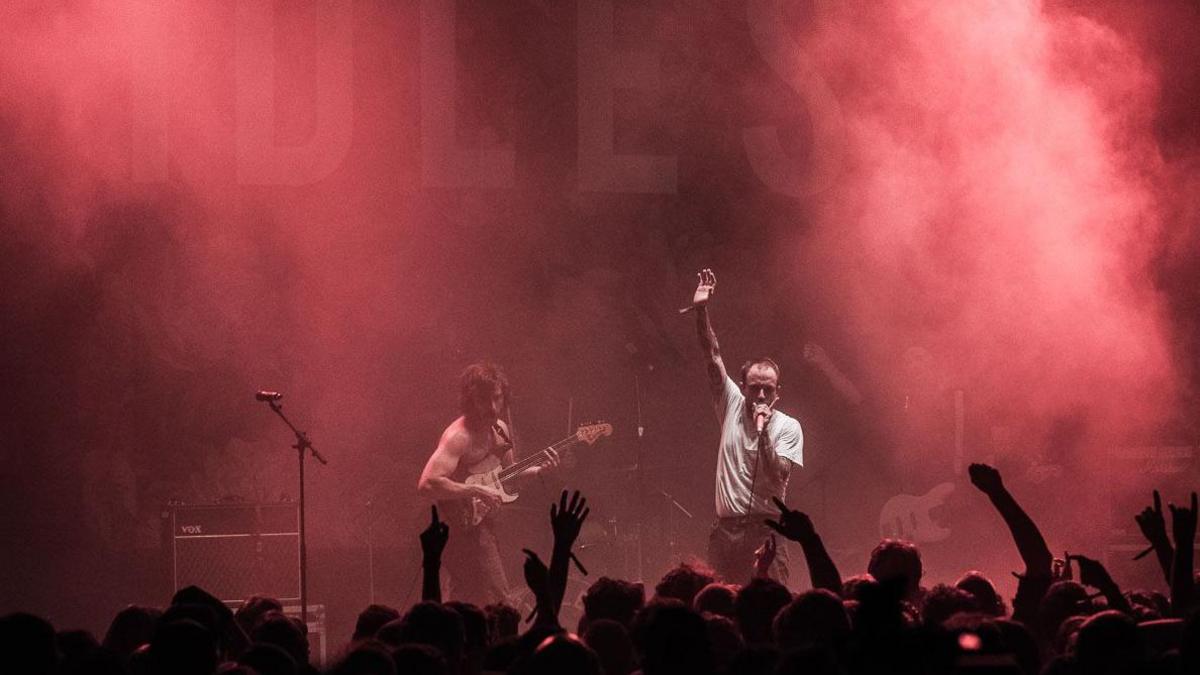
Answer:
[
  {"left": 255, "top": 391, "right": 283, "bottom": 402},
  {"left": 754, "top": 403, "right": 770, "bottom": 434}
]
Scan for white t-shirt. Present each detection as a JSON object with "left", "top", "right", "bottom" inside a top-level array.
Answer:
[{"left": 714, "top": 375, "right": 804, "bottom": 518}]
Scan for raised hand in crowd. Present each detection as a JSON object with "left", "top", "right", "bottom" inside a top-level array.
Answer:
[
  {"left": 551, "top": 489, "right": 589, "bottom": 553},
  {"left": 1169, "top": 491, "right": 1198, "bottom": 542},
  {"left": 420, "top": 505, "right": 450, "bottom": 603},
  {"left": 1052, "top": 551, "right": 1073, "bottom": 582},
  {"left": 967, "top": 462, "right": 1004, "bottom": 497},
  {"left": 521, "top": 548, "right": 553, "bottom": 627},
  {"left": 1135, "top": 490, "right": 1174, "bottom": 586},
  {"left": 765, "top": 496, "right": 816, "bottom": 541},
  {"left": 968, "top": 463, "right": 1052, "bottom": 575},
  {"left": 967, "top": 463, "right": 1053, "bottom": 627},
  {"left": 764, "top": 496, "right": 841, "bottom": 593},
  {"left": 1068, "top": 554, "right": 1112, "bottom": 588},
  {"left": 1068, "top": 554, "right": 1132, "bottom": 615},
  {"left": 522, "top": 549, "right": 549, "bottom": 597},
  {"left": 753, "top": 535, "right": 777, "bottom": 579},
  {"left": 1169, "top": 491, "right": 1197, "bottom": 615},
  {"left": 522, "top": 490, "right": 591, "bottom": 629}
]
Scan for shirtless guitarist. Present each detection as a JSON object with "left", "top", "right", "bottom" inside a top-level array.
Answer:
[{"left": 417, "top": 362, "right": 559, "bottom": 603}]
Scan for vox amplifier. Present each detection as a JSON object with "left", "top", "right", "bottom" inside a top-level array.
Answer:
[{"left": 170, "top": 502, "right": 300, "bottom": 603}]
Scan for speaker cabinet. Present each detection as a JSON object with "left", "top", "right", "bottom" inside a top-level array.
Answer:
[
  {"left": 1105, "top": 445, "right": 1198, "bottom": 592},
  {"left": 171, "top": 503, "right": 300, "bottom": 603}
]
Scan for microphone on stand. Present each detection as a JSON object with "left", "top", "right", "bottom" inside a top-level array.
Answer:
[{"left": 256, "top": 391, "right": 284, "bottom": 402}]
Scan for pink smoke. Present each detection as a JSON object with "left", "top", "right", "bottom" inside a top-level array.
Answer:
[{"left": 794, "top": 0, "right": 1184, "bottom": 459}]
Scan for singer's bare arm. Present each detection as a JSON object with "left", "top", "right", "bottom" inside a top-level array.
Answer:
[
  {"left": 693, "top": 269, "right": 727, "bottom": 398},
  {"left": 417, "top": 420, "right": 502, "bottom": 505},
  {"left": 758, "top": 419, "right": 796, "bottom": 481}
]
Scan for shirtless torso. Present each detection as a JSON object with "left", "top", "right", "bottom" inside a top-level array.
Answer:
[{"left": 415, "top": 363, "right": 555, "bottom": 604}]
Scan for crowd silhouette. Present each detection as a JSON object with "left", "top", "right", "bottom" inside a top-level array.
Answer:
[{"left": 4, "top": 466, "right": 1198, "bottom": 675}]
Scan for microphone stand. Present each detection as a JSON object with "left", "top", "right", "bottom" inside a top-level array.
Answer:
[
  {"left": 365, "top": 497, "right": 376, "bottom": 605},
  {"left": 634, "top": 374, "right": 645, "bottom": 583},
  {"left": 265, "top": 399, "right": 328, "bottom": 625},
  {"left": 657, "top": 489, "right": 694, "bottom": 566}
]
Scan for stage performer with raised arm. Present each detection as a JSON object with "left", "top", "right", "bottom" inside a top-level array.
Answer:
[
  {"left": 688, "top": 269, "right": 803, "bottom": 583},
  {"left": 417, "top": 361, "right": 558, "bottom": 603}
]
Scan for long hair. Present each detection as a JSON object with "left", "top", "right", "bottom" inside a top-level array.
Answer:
[{"left": 459, "top": 362, "right": 510, "bottom": 417}]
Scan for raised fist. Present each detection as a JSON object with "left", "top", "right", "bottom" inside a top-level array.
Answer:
[
  {"left": 968, "top": 463, "right": 1004, "bottom": 496},
  {"left": 764, "top": 496, "right": 817, "bottom": 543}
]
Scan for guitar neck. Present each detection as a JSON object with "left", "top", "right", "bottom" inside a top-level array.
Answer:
[{"left": 498, "top": 436, "right": 580, "bottom": 483}]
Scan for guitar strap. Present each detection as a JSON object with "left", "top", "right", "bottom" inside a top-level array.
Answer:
[{"left": 492, "top": 422, "right": 514, "bottom": 457}]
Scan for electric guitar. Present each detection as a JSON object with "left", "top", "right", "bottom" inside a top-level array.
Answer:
[
  {"left": 879, "top": 388, "right": 966, "bottom": 543},
  {"left": 442, "top": 422, "right": 613, "bottom": 527},
  {"left": 878, "top": 481, "right": 956, "bottom": 543}
]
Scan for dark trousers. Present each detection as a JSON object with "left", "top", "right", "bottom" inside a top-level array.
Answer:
[
  {"left": 707, "top": 516, "right": 789, "bottom": 585},
  {"left": 442, "top": 518, "right": 510, "bottom": 605}
]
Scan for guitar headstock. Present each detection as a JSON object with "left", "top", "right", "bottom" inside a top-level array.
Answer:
[{"left": 575, "top": 421, "right": 613, "bottom": 445}]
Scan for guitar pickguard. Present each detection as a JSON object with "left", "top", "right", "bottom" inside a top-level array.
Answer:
[{"left": 458, "top": 455, "right": 519, "bottom": 526}]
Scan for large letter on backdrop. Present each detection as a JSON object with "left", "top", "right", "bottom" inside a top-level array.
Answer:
[
  {"left": 128, "top": 1, "right": 171, "bottom": 183},
  {"left": 743, "top": 0, "right": 844, "bottom": 198},
  {"left": 235, "top": 0, "right": 355, "bottom": 186},
  {"left": 577, "top": 0, "right": 676, "bottom": 194},
  {"left": 420, "top": 0, "right": 516, "bottom": 189}
]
